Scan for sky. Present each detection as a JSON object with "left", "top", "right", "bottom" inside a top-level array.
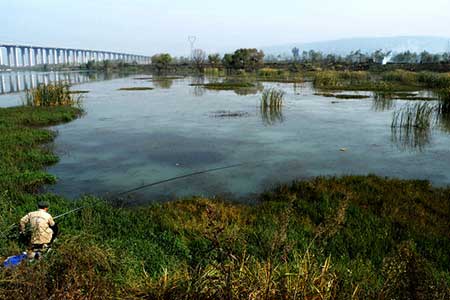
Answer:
[{"left": 1, "top": 0, "right": 450, "bottom": 56}]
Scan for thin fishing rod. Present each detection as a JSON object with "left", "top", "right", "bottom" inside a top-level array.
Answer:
[
  {"left": 114, "top": 161, "right": 258, "bottom": 197},
  {"left": 1, "top": 160, "right": 267, "bottom": 234},
  {"left": 60, "top": 160, "right": 264, "bottom": 217}
]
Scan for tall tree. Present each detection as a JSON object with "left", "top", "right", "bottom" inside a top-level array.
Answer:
[
  {"left": 192, "top": 49, "right": 206, "bottom": 72},
  {"left": 151, "top": 53, "right": 172, "bottom": 73}
]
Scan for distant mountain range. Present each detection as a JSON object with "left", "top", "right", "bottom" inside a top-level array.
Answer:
[{"left": 262, "top": 36, "right": 450, "bottom": 56}]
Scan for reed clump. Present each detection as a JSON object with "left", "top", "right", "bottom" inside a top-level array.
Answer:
[
  {"left": 391, "top": 102, "right": 434, "bottom": 129},
  {"left": 261, "top": 88, "right": 284, "bottom": 109},
  {"left": 260, "top": 88, "right": 285, "bottom": 125},
  {"left": 24, "top": 83, "right": 81, "bottom": 107}
]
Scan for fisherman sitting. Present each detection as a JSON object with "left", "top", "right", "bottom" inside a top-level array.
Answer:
[{"left": 19, "top": 201, "right": 58, "bottom": 259}]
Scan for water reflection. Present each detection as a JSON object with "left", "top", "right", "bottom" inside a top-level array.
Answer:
[
  {"left": 0, "top": 71, "right": 130, "bottom": 94},
  {"left": 152, "top": 77, "right": 174, "bottom": 89},
  {"left": 260, "top": 102, "right": 284, "bottom": 126},
  {"left": 391, "top": 126, "right": 431, "bottom": 152},
  {"left": 234, "top": 82, "right": 264, "bottom": 96},
  {"left": 372, "top": 92, "right": 396, "bottom": 111},
  {"left": 190, "top": 76, "right": 205, "bottom": 97}
]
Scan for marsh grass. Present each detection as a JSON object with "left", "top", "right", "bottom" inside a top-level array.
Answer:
[
  {"left": 257, "top": 68, "right": 304, "bottom": 83},
  {"left": 118, "top": 87, "right": 154, "bottom": 91},
  {"left": 313, "top": 70, "right": 450, "bottom": 92},
  {"left": 315, "top": 93, "right": 370, "bottom": 99},
  {"left": 24, "top": 83, "right": 82, "bottom": 107},
  {"left": 203, "top": 81, "right": 255, "bottom": 91},
  {"left": 391, "top": 102, "right": 434, "bottom": 129},
  {"left": 260, "top": 88, "right": 285, "bottom": 125}
]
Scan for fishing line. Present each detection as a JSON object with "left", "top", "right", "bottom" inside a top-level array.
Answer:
[{"left": 1, "top": 159, "right": 268, "bottom": 236}]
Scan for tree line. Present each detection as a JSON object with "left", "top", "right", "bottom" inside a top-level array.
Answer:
[{"left": 150, "top": 48, "right": 450, "bottom": 73}]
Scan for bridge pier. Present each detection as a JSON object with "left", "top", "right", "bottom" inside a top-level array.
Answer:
[
  {"left": 28, "top": 48, "right": 33, "bottom": 66},
  {"left": 0, "top": 44, "right": 151, "bottom": 68}
]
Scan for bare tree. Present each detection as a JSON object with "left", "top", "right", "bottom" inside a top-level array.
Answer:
[{"left": 192, "top": 49, "right": 206, "bottom": 73}]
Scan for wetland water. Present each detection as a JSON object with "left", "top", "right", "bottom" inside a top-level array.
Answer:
[{"left": 1, "top": 71, "right": 450, "bottom": 202}]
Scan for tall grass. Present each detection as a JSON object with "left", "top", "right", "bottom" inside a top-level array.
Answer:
[
  {"left": 382, "top": 70, "right": 418, "bottom": 85},
  {"left": 260, "top": 88, "right": 285, "bottom": 125},
  {"left": 24, "top": 83, "right": 82, "bottom": 107},
  {"left": 391, "top": 102, "right": 434, "bottom": 151},
  {"left": 391, "top": 102, "right": 434, "bottom": 129},
  {"left": 261, "top": 88, "right": 284, "bottom": 109}
]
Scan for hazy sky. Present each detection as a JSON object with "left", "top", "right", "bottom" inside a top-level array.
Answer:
[{"left": 1, "top": 0, "right": 450, "bottom": 56}]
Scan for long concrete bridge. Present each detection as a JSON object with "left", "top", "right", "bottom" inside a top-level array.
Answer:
[{"left": 0, "top": 44, "right": 151, "bottom": 67}]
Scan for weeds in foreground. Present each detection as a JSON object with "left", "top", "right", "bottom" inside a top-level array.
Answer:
[{"left": 24, "top": 83, "right": 82, "bottom": 107}]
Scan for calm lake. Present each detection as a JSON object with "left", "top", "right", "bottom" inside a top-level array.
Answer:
[{"left": 1, "top": 71, "right": 450, "bottom": 202}]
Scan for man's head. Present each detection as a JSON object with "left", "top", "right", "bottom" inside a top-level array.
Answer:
[{"left": 38, "top": 201, "right": 49, "bottom": 211}]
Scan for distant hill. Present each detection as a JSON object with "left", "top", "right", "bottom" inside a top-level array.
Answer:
[{"left": 262, "top": 36, "right": 450, "bottom": 56}]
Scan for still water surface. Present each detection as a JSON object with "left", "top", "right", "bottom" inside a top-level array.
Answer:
[{"left": 1, "top": 72, "right": 449, "bottom": 202}]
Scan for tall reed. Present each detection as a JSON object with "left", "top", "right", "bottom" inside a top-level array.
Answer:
[
  {"left": 260, "top": 88, "right": 285, "bottom": 125},
  {"left": 261, "top": 88, "right": 284, "bottom": 110},
  {"left": 391, "top": 102, "right": 434, "bottom": 129}
]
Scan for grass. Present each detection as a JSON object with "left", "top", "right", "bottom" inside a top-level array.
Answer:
[
  {"left": 118, "top": 87, "right": 154, "bottom": 91},
  {"left": 257, "top": 68, "right": 304, "bottom": 83},
  {"left": 202, "top": 81, "right": 255, "bottom": 91},
  {"left": 24, "top": 83, "right": 82, "bottom": 107},
  {"left": 392, "top": 102, "right": 435, "bottom": 129},
  {"left": 1, "top": 103, "right": 450, "bottom": 298},
  {"left": 312, "top": 70, "right": 450, "bottom": 92},
  {"left": 260, "top": 88, "right": 284, "bottom": 125}
]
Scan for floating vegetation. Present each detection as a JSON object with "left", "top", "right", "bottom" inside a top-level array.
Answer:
[
  {"left": 203, "top": 81, "right": 255, "bottom": 91},
  {"left": 69, "top": 90, "right": 90, "bottom": 94},
  {"left": 210, "top": 110, "right": 250, "bottom": 118},
  {"left": 260, "top": 88, "right": 285, "bottom": 125},
  {"left": 314, "top": 92, "right": 335, "bottom": 98},
  {"left": 118, "top": 87, "right": 154, "bottom": 91},
  {"left": 314, "top": 92, "right": 369, "bottom": 99},
  {"left": 24, "top": 83, "right": 82, "bottom": 107},
  {"left": 133, "top": 77, "right": 153, "bottom": 80}
]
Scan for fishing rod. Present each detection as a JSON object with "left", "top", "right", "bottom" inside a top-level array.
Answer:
[
  {"left": 1, "top": 160, "right": 267, "bottom": 236},
  {"left": 57, "top": 160, "right": 266, "bottom": 217}
]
